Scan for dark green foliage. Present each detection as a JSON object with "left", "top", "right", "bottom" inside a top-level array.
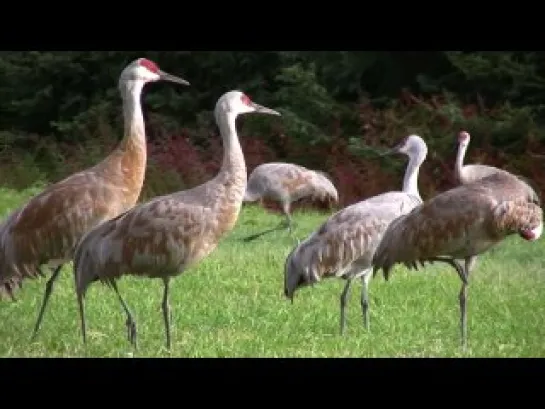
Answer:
[{"left": 0, "top": 51, "right": 544, "bottom": 206}]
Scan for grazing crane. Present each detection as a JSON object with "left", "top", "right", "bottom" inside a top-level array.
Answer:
[
  {"left": 73, "top": 90, "right": 281, "bottom": 350},
  {"left": 454, "top": 130, "right": 540, "bottom": 274},
  {"left": 284, "top": 135, "right": 428, "bottom": 334},
  {"left": 0, "top": 58, "right": 189, "bottom": 341},
  {"left": 243, "top": 162, "right": 339, "bottom": 241},
  {"left": 372, "top": 171, "right": 543, "bottom": 350}
]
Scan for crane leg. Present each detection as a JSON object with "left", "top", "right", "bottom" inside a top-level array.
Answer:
[
  {"left": 465, "top": 256, "right": 477, "bottom": 275},
  {"left": 110, "top": 280, "right": 137, "bottom": 349},
  {"left": 339, "top": 279, "right": 352, "bottom": 335},
  {"left": 242, "top": 203, "right": 293, "bottom": 242},
  {"left": 281, "top": 202, "right": 296, "bottom": 234},
  {"left": 459, "top": 277, "right": 469, "bottom": 352},
  {"left": 361, "top": 271, "right": 372, "bottom": 331},
  {"left": 30, "top": 265, "right": 63, "bottom": 341},
  {"left": 426, "top": 257, "right": 469, "bottom": 350},
  {"left": 162, "top": 277, "right": 172, "bottom": 351},
  {"left": 459, "top": 257, "right": 473, "bottom": 352},
  {"left": 77, "top": 290, "right": 87, "bottom": 345}
]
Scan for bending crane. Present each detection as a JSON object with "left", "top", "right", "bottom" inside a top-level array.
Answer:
[
  {"left": 284, "top": 135, "right": 428, "bottom": 334},
  {"left": 243, "top": 162, "right": 338, "bottom": 241},
  {"left": 372, "top": 171, "right": 543, "bottom": 350},
  {"left": 454, "top": 130, "right": 540, "bottom": 274}
]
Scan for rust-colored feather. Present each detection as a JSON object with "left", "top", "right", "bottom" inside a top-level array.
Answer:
[
  {"left": 0, "top": 149, "right": 146, "bottom": 298},
  {"left": 0, "top": 63, "right": 154, "bottom": 299},
  {"left": 373, "top": 172, "right": 543, "bottom": 279}
]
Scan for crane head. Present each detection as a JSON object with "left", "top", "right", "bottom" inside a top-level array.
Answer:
[
  {"left": 520, "top": 222, "right": 543, "bottom": 241},
  {"left": 457, "top": 131, "right": 470, "bottom": 149},
  {"left": 120, "top": 58, "right": 190, "bottom": 87},
  {"left": 380, "top": 134, "right": 427, "bottom": 160},
  {"left": 215, "top": 91, "right": 281, "bottom": 119},
  {"left": 283, "top": 243, "right": 314, "bottom": 303}
]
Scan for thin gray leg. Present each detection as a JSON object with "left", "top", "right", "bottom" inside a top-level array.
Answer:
[
  {"left": 31, "top": 265, "right": 63, "bottom": 341},
  {"left": 427, "top": 256, "right": 469, "bottom": 350},
  {"left": 162, "top": 277, "right": 172, "bottom": 350},
  {"left": 340, "top": 279, "right": 352, "bottom": 335},
  {"left": 282, "top": 201, "right": 295, "bottom": 233},
  {"left": 110, "top": 280, "right": 137, "bottom": 349},
  {"left": 465, "top": 256, "right": 477, "bottom": 275},
  {"left": 460, "top": 258, "right": 472, "bottom": 351},
  {"left": 360, "top": 272, "right": 372, "bottom": 331},
  {"left": 77, "top": 290, "right": 87, "bottom": 345}
]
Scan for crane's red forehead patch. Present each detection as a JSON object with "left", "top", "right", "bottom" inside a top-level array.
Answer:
[
  {"left": 241, "top": 94, "right": 252, "bottom": 106},
  {"left": 458, "top": 131, "right": 469, "bottom": 141},
  {"left": 139, "top": 58, "right": 159, "bottom": 73}
]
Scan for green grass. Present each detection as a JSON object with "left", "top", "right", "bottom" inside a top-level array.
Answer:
[{"left": 0, "top": 186, "right": 544, "bottom": 358}]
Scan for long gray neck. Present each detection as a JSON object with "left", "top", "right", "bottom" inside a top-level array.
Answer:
[
  {"left": 402, "top": 149, "right": 426, "bottom": 199},
  {"left": 455, "top": 142, "right": 468, "bottom": 179},
  {"left": 215, "top": 111, "right": 246, "bottom": 180},
  {"left": 119, "top": 80, "right": 146, "bottom": 149}
]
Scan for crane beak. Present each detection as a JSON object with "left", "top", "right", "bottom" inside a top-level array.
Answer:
[
  {"left": 158, "top": 69, "right": 190, "bottom": 86},
  {"left": 379, "top": 141, "right": 403, "bottom": 157},
  {"left": 252, "top": 102, "right": 281, "bottom": 116}
]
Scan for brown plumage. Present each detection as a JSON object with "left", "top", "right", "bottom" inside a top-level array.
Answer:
[
  {"left": 73, "top": 90, "right": 281, "bottom": 350},
  {"left": 454, "top": 130, "right": 540, "bottom": 275},
  {"left": 0, "top": 58, "right": 189, "bottom": 340},
  {"left": 243, "top": 162, "right": 338, "bottom": 241},
  {"left": 372, "top": 171, "right": 543, "bottom": 349}
]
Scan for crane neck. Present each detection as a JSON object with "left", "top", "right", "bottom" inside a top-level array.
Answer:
[
  {"left": 95, "top": 78, "right": 148, "bottom": 208},
  {"left": 402, "top": 149, "right": 426, "bottom": 200},
  {"left": 216, "top": 111, "right": 246, "bottom": 179},
  {"left": 118, "top": 80, "right": 146, "bottom": 151},
  {"left": 455, "top": 142, "right": 468, "bottom": 180}
]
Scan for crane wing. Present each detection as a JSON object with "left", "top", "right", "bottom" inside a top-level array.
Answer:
[
  {"left": 0, "top": 170, "right": 125, "bottom": 287},
  {"left": 294, "top": 192, "right": 421, "bottom": 279},
  {"left": 372, "top": 172, "right": 542, "bottom": 279},
  {"left": 75, "top": 195, "right": 220, "bottom": 282}
]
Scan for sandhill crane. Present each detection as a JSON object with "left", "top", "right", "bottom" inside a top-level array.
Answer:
[
  {"left": 0, "top": 58, "right": 190, "bottom": 341},
  {"left": 283, "top": 135, "right": 428, "bottom": 334},
  {"left": 73, "top": 90, "right": 281, "bottom": 350},
  {"left": 372, "top": 171, "right": 543, "bottom": 350},
  {"left": 454, "top": 130, "right": 540, "bottom": 274},
  {"left": 243, "top": 162, "right": 339, "bottom": 241},
  {"left": 455, "top": 131, "right": 507, "bottom": 185}
]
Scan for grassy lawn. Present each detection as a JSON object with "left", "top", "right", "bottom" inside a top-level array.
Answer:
[{"left": 0, "top": 186, "right": 544, "bottom": 358}]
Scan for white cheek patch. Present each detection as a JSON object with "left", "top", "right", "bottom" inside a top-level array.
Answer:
[{"left": 134, "top": 65, "right": 160, "bottom": 82}]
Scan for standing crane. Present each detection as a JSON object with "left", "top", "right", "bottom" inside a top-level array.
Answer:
[
  {"left": 455, "top": 130, "right": 539, "bottom": 202},
  {"left": 283, "top": 135, "right": 428, "bottom": 334},
  {"left": 372, "top": 171, "right": 543, "bottom": 350},
  {"left": 0, "top": 58, "right": 190, "bottom": 341},
  {"left": 243, "top": 162, "right": 339, "bottom": 241},
  {"left": 73, "top": 90, "right": 281, "bottom": 350},
  {"left": 455, "top": 131, "right": 506, "bottom": 184},
  {"left": 454, "top": 130, "right": 540, "bottom": 274}
]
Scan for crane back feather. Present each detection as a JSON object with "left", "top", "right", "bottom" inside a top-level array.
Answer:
[
  {"left": 372, "top": 172, "right": 543, "bottom": 280},
  {"left": 284, "top": 191, "right": 422, "bottom": 297},
  {"left": 244, "top": 162, "right": 338, "bottom": 204},
  {"left": 0, "top": 141, "right": 146, "bottom": 299}
]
